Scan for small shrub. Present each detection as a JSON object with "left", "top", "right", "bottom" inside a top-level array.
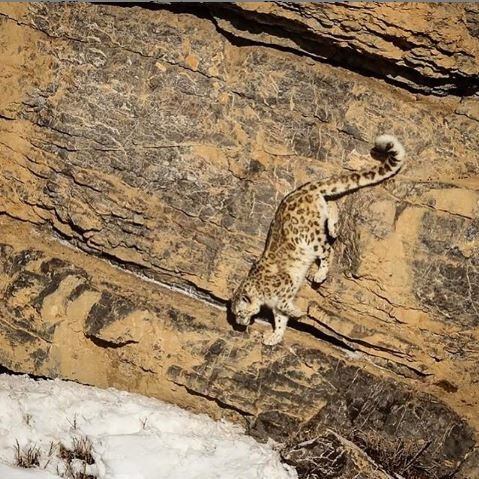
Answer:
[{"left": 352, "top": 429, "right": 431, "bottom": 479}]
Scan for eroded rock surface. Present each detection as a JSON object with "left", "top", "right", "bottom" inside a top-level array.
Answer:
[
  {"left": 0, "top": 3, "right": 478, "bottom": 477},
  {"left": 208, "top": 2, "right": 479, "bottom": 95},
  {"left": 0, "top": 216, "right": 475, "bottom": 478}
]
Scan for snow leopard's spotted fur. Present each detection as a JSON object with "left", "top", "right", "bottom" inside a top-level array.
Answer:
[{"left": 231, "top": 134, "right": 406, "bottom": 345}]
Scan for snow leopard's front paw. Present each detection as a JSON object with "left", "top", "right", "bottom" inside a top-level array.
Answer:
[
  {"left": 262, "top": 330, "right": 284, "bottom": 346},
  {"left": 306, "top": 269, "right": 317, "bottom": 283},
  {"left": 309, "top": 265, "right": 328, "bottom": 284}
]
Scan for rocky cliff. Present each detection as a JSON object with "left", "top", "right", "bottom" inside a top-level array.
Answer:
[{"left": 0, "top": 3, "right": 478, "bottom": 478}]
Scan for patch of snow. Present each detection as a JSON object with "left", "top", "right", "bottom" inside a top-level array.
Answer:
[
  {"left": 0, "top": 464, "right": 58, "bottom": 479},
  {"left": 0, "top": 374, "right": 296, "bottom": 479}
]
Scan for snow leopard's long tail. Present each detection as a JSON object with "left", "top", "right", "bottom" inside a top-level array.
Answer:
[{"left": 312, "top": 134, "right": 405, "bottom": 197}]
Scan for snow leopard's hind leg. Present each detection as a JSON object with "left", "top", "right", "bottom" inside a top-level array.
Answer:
[
  {"left": 326, "top": 201, "right": 339, "bottom": 239},
  {"left": 309, "top": 242, "right": 333, "bottom": 284}
]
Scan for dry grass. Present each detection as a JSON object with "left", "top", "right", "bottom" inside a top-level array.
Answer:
[
  {"left": 14, "top": 434, "right": 96, "bottom": 479},
  {"left": 59, "top": 436, "right": 94, "bottom": 465},
  {"left": 281, "top": 425, "right": 437, "bottom": 479},
  {"left": 61, "top": 461, "right": 96, "bottom": 479},
  {"left": 58, "top": 436, "right": 95, "bottom": 478},
  {"left": 352, "top": 429, "right": 432, "bottom": 479},
  {"left": 14, "top": 440, "right": 41, "bottom": 468}
]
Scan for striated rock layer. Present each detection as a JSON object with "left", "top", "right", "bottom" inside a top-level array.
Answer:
[
  {"left": 0, "top": 3, "right": 478, "bottom": 477},
  {"left": 209, "top": 2, "right": 479, "bottom": 95}
]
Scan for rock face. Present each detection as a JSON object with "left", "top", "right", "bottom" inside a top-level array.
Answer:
[
  {"left": 0, "top": 3, "right": 478, "bottom": 477},
  {"left": 210, "top": 2, "right": 479, "bottom": 95}
]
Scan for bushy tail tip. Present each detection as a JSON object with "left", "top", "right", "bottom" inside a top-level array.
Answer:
[{"left": 374, "top": 134, "right": 405, "bottom": 162}]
